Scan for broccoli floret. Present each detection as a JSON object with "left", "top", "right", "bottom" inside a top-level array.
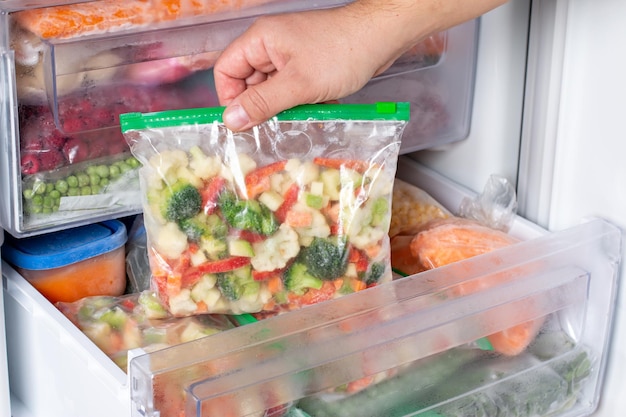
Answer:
[
  {"left": 162, "top": 181, "right": 202, "bottom": 223},
  {"left": 283, "top": 262, "right": 324, "bottom": 296},
  {"left": 218, "top": 190, "right": 279, "bottom": 236},
  {"left": 360, "top": 261, "right": 386, "bottom": 286},
  {"left": 299, "top": 236, "right": 349, "bottom": 280},
  {"left": 216, "top": 266, "right": 260, "bottom": 301},
  {"left": 216, "top": 275, "right": 242, "bottom": 301},
  {"left": 179, "top": 213, "right": 228, "bottom": 243}
]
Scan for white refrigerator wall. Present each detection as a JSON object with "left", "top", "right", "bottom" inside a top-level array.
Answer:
[
  {"left": 521, "top": 1, "right": 626, "bottom": 416},
  {"left": 415, "top": 0, "right": 626, "bottom": 415}
]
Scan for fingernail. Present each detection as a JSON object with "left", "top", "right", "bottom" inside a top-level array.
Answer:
[{"left": 223, "top": 105, "right": 250, "bottom": 131}]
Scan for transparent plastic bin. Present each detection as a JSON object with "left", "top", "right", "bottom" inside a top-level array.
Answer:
[
  {"left": 2, "top": 158, "right": 621, "bottom": 417},
  {"left": 0, "top": 0, "right": 473, "bottom": 237}
]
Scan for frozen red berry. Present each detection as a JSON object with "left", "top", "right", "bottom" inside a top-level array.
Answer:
[
  {"left": 38, "top": 149, "right": 65, "bottom": 171},
  {"left": 61, "top": 117, "right": 85, "bottom": 134},
  {"left": 62, "top": 138, "right": 90, "bottom": 164},
  {"left": 42, "top": 132, "right": 67, "bottom": 151},
  {"left": 20, "top": 153, "right": 40, "bottom": 175}
]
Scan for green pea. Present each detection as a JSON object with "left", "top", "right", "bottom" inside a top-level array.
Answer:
[
  {"left": 55, "top": 179, "right": 69, "bottom": 194},
  {"left": 23, "top": 189, "right": 34, "bottom": 200},
  {"left": 118, "top": 162, "right": 132, "bottom": 173},
  {"left": 89, "top": 174, "right": 101, "bottom": 186},
  {"left": 43, "top": 196, "right": 53, "bottom": 208},
  {"left": 67, "top": 175, "right": 79, "bottom": 188},
  {"left": 96, "top": 165, "right": 110, "bottom": 178},
  {"left": 86, "top": 165, "right": 98, "bottom": 176},
  {"left": 77, "top": 173, "right": 90, "bottom": 187},
  {"left": 109, "top": 165, "right": 121, "bottom": 179},
  {"left": 33, "top": 180, "right": 46, "bottom": 195},
  {"left": 126, "top": 157, "right": 140, "bottom": 168}
]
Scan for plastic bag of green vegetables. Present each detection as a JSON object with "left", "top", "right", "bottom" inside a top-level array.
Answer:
[
  {"left": 120, "top": 102, "right": 409, "bottom": 316},
  {"left": 56, "top": 291, "right": 235, "bottom": 371}
]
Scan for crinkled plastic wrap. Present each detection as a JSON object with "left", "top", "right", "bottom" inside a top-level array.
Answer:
[
  {"left": 391, "top": 217, "right": 545, "bottom": 357},
  {"left": 121, "top": 103, "right": 409, "bottom": 316},
  {"left": 458, "top": 174, "right": 518, "bottom": 232},
  {"left": 56, "top": 291, "right": 235, "bottom": 371},
  {"left": 389, "top": 178, "right": 450, "bottom": 238}
]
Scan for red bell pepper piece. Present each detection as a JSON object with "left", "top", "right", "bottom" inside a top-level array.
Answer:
[
  {"left": 232, "top": 229, "right": 268, "bottom": 243},
  {"left": 201, "top": 176, "right": 226, "bottom": 215},
  {"left": 245, "top": 160, "right": 288, "bottom": 199},
  {"left": 252, "top": 267, "right": 286, "bottom": 281},
  {"left": 274, "top": 183, "right": 300, "bottom": 223},
  {"left": 182, "top": 256, "right": 251, "bottom": 287},
  {"left": 349, "top": 246, "right": 370, "bottom": 272}
]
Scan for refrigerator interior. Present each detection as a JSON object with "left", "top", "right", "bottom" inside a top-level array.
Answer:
[
  {"left": 2, "top": 157, "right": 622, "bottom": 417},
  {"left": 1, "top": 0, "right": 624, "bottom": 416}
]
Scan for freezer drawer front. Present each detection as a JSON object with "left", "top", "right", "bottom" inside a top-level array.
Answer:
[
  {"left": 1, "top": 1, "right": 475, "bottom": 237},
  {"left": 0, "top": 230, "right": 11, "bottom": 417}
]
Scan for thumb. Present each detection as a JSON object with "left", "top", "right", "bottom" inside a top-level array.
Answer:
[{"left": 222, "top": 72, "right": 312, "bottom": 131}]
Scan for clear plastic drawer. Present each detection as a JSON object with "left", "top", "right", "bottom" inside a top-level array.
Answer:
[
  {"left": 3, "top": 159, "right": 620, "bottom": 417},
  {"left": 1, "top": 1, "right": 476, "bottom": 236}
]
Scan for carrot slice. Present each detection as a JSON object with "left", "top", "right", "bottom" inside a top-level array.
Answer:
[
  {"left": 407, "top": 217, "right": 544, "bottom": 356},
  {"left": 313, "top": 157, "right": 371, "bottom": 174}
]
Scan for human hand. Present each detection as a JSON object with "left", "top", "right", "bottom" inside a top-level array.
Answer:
[
  {"left": 214, "top": 0, "right": 508, "bottom": 131},
  {"left": 213, "top": 4, "right": 411, "bottom": 131}
]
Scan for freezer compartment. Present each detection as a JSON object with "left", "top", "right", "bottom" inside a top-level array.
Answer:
[
  {"left": 2, "top": 159, "right": 621, "bottom": 417},
  {"left": 0, "top": 0, "right": 472, "bottom": 237}
]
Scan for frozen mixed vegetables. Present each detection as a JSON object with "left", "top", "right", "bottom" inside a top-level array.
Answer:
[
  {"left": 144, "top": 151, "right": 396, "bottom": 316},
  {"left": 121, "top": 103, "right": 409, "bottom": 316},
  {"left": 57, "top": 291, "right": 234, "bottom": 371}
]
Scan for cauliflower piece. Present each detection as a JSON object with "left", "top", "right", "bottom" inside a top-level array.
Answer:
[
  {"left": 189, "top": 146, "right": 221, "bottom": 180},
  {"left": 348, "top": 224, "right": 385, "bottom": 251},
  {"left": 231, "top": 289, "right": 267, "bottom": 314},
  {"left": 362, "top": 169, "right": 394, "bottom": 199},
  {"left": 190, "top": 275, "right": 221, "bottom": 310},
  {"left": 168, "top": 289, "right": 198, "bottom": 316},
  {"left": 251, "top": 223, "right": 300, "bottom": 271},
  {"left": 149, "top": 149, "right": 189, "bottom": 185},
  {"left": 152, "top": 221, "right": 189, "bottom": 259},
  {"left": 270, "top": 171, "right": 294, "bottom": 195},
  {"left": 286, "top": 159, "right": 320, "bottom": 186},
  {"left": 175, "top": 166, "right": 202, "bottom": 189}
]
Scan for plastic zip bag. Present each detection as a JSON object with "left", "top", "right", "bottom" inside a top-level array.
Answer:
[
  {"left": 121, "top": 102, "right": 409, "bottom": 316},
  {"left": 56, "top": 291, "right": 235, "bottom": 371}
]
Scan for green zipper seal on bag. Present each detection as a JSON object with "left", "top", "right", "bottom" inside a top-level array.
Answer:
[{"left": 119, "top": 102, "right": 410, "bottom": 132}]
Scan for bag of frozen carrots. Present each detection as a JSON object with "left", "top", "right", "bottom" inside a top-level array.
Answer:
[
  {"left": 391, "top": 216, "right": 545, "bottom": 356},
  {"left": 121, "top": 102, "right": 409, "bottom": 316}
]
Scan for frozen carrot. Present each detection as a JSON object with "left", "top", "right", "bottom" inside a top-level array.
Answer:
[
  {"left": 13, "top": 0, "right": 279, "bottom": 40},
  {"left": 407, "top": 217, "right": 544, "bottom": 356}
]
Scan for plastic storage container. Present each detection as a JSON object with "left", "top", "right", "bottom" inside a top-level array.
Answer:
[
  {"left": 2, "top": 219, "right": 127, "bottom": 304},
  {"left": 0, "top": 0, "right": 476, "bottom": 237},
  {"left": 0, "top": 229, "right": 11, "bottom": 417},
  {"left": 2, "top": 158, "right": 621, "bottom": 417}
]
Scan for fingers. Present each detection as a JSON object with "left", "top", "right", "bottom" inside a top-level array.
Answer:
[{"left": 222, "top": 69, "right": 315, "bottom": 131}]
